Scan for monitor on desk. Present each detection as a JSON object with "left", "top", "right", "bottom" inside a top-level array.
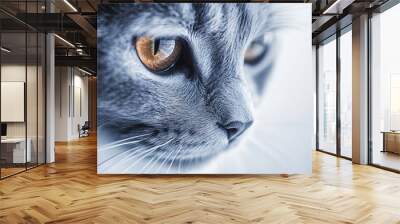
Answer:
[{"left": 1, "top": 123, "right": 7, "bottom": 138}]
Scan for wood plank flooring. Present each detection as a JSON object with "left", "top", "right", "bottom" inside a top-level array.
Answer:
[
  {"left": 1, "top": 135, "right": 400, "bottom": 223},
  {"left": 0, "top": 167, "right": 26, "bottom": 178}
]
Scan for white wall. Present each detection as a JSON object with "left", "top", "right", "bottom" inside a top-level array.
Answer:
[
  {"left": 55, "top": 66, "right": 70, "bottom": 141},
  {"left": 72, "top": 73, "right": 89, "bottom": 138},
  {"left": 55, "top": 67, "right": 89, "bottom": 141}
]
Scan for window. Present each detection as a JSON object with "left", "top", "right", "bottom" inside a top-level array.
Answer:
[
  {"left": 317, "top": 26, "right": 353, "bottom": 159},
  {"left": 318, "top": 37, "right": 337, "bottom": 154},
  {"left": 339, "top": 28, "right": 352, "bottom": 158},
  {"left": 370, "top": 3, "right": 400, "bottom": 171}
]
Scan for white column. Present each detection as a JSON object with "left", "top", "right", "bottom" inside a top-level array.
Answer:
[
  {"left": 352, "top": 14, "right": 369, "bottom": 164},
  {"left": 45, "top": 0, "right": 55, "bottom": 163},
  {"left": 46, "top": 33, "right": 55, "bottom": 163}
]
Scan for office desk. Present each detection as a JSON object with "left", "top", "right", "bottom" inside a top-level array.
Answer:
[
  {"left": 382, "top": 131, "right": 400, "bottom": 154},
  {"left": 1, "top": 138, "right": 31, "bottom": 163}
]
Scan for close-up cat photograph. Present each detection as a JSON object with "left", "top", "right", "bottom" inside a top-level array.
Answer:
[
  {"left": 4, "top": 1, "right": 400, "bottom": 223},
  {"left": 97, "top": 3, "right": 313, "bottom": 174}
]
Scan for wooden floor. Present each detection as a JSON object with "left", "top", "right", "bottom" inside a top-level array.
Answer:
[
  {"left": 1, "top": 135, "right": 400, "bottom": 224},
  {"left": 0, "top": 167, "right": 26, "bottom": 178},
  {"left": 373, "top": 150, "right": 400, "bottom": 171}
]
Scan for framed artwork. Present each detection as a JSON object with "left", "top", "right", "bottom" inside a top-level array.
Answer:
[{"left": 98, "top": 3, "right": 313, "bottom": 174}]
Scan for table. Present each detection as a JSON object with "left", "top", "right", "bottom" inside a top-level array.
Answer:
[
  {"left": 1, "top": 138, "right": 31, "bottom": 163},
  {"left": 381, "top": 131, "right": 400, "bottom": 154}
]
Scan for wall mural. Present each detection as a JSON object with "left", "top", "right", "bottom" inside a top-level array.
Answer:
[{"left": 97, "top": 3, "right": 313, "bottom": 174}]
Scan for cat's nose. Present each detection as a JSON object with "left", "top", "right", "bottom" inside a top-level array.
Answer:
[{"left": 222, "top": 121, "right": 253, "bottom": 142}]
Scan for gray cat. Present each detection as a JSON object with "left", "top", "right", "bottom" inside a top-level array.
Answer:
[{"left": 97, "top": 3, "right": 290, "bottom": 173}]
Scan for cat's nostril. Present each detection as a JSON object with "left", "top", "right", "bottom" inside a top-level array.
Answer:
[
  {"left": 226, "top": 128, "right": 238, "bottom": 140},
  {"left": 222, "top": 121, "right": 253, "bottom": 142}
]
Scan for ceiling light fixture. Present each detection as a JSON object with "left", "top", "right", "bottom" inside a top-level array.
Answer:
[
  {"left": 1, "top": 47, "right": 11, "bottom": 53},
  {"left": 322, "top": 0, "right": 355, "bottom": 15},
  {"left": 78, "top": 67, "right": 93, "bottom": 76},
  {"left": 54, "top": 34, "right": 75, "bottom": 48},
  {"left": 63, "top": 0, "right": 78, "bottom": 12}
]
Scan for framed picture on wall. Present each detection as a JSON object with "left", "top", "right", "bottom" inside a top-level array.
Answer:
[
  {"left": 97, "top": 3, "right": 313, "bottom": 174},
  {"left": 1, "top": 81, "right": 25, "bottom": 122}
]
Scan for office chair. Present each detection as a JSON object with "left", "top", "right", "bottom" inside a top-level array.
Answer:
[{"left": 79, "top": 121, "right": 90, "bottom": 138}]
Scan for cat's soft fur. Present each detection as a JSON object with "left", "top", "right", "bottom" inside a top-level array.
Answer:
[{"left": 98, "top": 3, "right": 298, "bottom": 172}]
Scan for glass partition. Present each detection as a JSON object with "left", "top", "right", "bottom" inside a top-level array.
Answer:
[
  {"left": 317, "top": 36, "right": 337, "bottom": 155},
  {"left": 0, "top": 1, "right": 46, "bottom": 179},
  {"left": 1, "top": 30, "right": 28, "bottom": 177}
]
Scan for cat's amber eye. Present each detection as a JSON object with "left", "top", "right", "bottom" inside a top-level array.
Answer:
[
  {"left": 244, "top": 35, "right": 272, "bottom": 65},
  {"left": 135, "top": 37, "right": 182, "bottom": 72},
  {"left": 244, "top": 41, "right": 267, "bottom": 65}
]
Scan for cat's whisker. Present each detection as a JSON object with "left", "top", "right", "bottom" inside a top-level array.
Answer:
[
  {"left": 99, "top": 143, "right": 141, "bottom": 167},
  {"left": 121, "top": 138, "right": 174, "bottom": 173},
  {"left": 103, "top": 133, "right": 153, "bottom": 147},
  {"left": 174, "top": 146, "right": 184, "bottom": 173},
  {"left": 106, "top": 145, "right": 147, "bottom": 171},
  {"left": 140, "top": 155, "right": 158, "bottom": 174},
  {"left": 97, "top": 116, "right": 121, "bottom": 129},
  {"left": 156, "top": 146, "right": 176, "bottom": 173},
  {"left": 187, "top": 154, "right": 196, "bottom": 172},
  {"left": 138, "top": 139, "right": 175, "bottom": 174},
  {"left": 166, "top": 146, "right": 179, "bottom": 174},
  {"left": 100, "top": 150, "right": 136, "bottom": 171},
  {"left": 248, "top": 137, "right": 274, "bottom": 151},
  {"left": 146, "top": 149, "right": 170, "bottom": 173},
  {"left": 97, "top": 119, "right": 112, "bottom": 129},
  {"left": 178, "top": 153, "right": 183, "bottom": 173},
  {"left": 100, "top": 138, "right": 147, "bottom": 151},
  {"left": 120, "top": 148, "right": 157, "bottom": 173},
  {"left": 185, "top": 145, "right": 203, "bottom": 169},
  {"left": 166, "top": 144, "right": 183, "bottom": 174}
]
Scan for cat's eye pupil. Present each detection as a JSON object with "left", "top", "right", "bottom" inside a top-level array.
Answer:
[
  {"left": 153, "top": 39, "right": 160, "bottom": 55},
  {"left": 135, "top": 37, "right": 182, "bottom": 72}
]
